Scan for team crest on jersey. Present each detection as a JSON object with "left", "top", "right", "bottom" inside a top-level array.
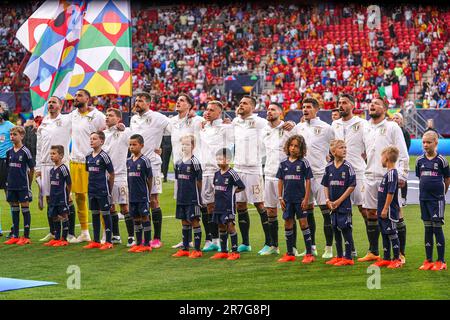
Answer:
[
  {"left": 137, "top": 164, "right": 141, "bottom": 171},
  {"left": 248, "top": 120, "right": 256, "bottom": 128},
  {"left": 146, "top": 117, "right": 152, "bottom": 124},
  {"left": 114, "top": 132, "right": 120, "bottom": 138},
  {"left": 87, "top": 115, "right": 94, "bottom": 123},
  {"left": 186, "top": 166, "right": 191, "bottom": 173},
  {"left": 55, "top": 119, "right": 62, "bottom": 127},
  {"left": 56, "top": 173, "right": 60, "bottom": 179},
  {"left": 296, "top": 165, "right": 301, "bottom": 172},
  {"left": 224, "top": 178, "right": 229, "bottom": 184},
  {"left": 434, "top": 163, "right": 438, "bottom": 170},
  {"left": 352, "top": 124, "right": 360, "bottom": 132},
  {"left": 342, "top": 171, "right": 346, "bottom": 179},
  {"left": 314, "top": 127, "right": 322, "bottom": 135},
  {"left": 379, "top": 127, "right": 387, "bottom": 135},
  {"left": 96, "top": 160, "right": 100, "bottom": 165},
  {"left": 19, "top": 155, "right": 23, "bottom": 161}
]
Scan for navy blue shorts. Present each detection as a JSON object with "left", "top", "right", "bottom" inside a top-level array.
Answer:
[
  {"left": 129, "top": 202, "right": 150, "bottom": 218},
  {"left": 378, "top": 217, "right": 398, "bottom": 235},
  {"left": 176, "top": 204, "right": 201, "bottom": 221},
  {"left": 7, "top": 189, "right": 32, "bottom": 203},
  {"left": 332, "top": 211, "right": 352, "bottom": 229},
  {"left": 89, "top": 196, "right": 110, "bottom": 211},
  {"left": 48, "top": 205, "right": 69, "bottom": 217},
  {"left": 212, "top": 212, "right": 235, "bottom": 225},
  {"left": 420, "top": 200, "right": 445, "bottom": 223},
  {"left": 282, "top": 202, "right": 307, "bottom": 220}
]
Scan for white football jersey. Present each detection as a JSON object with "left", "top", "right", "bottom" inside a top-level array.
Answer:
[
  {"left": 262, "top": 121, "right": 294, "bottom": 179},
  {"left": 332, "top": 116, "right": 368, "bottom": 178},
  {"left": 232, "top": 114, "right": 267, "bottom": 175},
  {"left": 103, "top": 126, "right": 132, "bottom": 182},
  {"left": 167, "top": 114, "right": 204, "bottom": 165},
  {"left": 70, "top": 108, "right": 106, "bottom": 163},
  {"left": 364, "top": 118, "right": 409, "bottom": 180},
  {"left": 36, "top": 113, "right": 72, "bottom": 170},
  {"left": 294, "top": 117, "right": 334, "bottom": 177},
  {"left": 130, "top": 110, "right": 170, "bottom": 168},
  {"left": 198, "top": 119, "right": 234, "bottom": 176}
]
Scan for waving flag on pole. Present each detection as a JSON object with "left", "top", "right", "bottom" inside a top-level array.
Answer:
[{"left": 16, "top": 0, "right": 132, "bottom": 116}]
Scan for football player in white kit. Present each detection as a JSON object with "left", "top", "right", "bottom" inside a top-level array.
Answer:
[
  {"left": 103, "top": 108, "right": 134, "bottom": 246},
  {"left": 130, "top": 92, "right": 170, "bottom": 249},
  {"left": 167, "top": 94, "right": 204, "bottom": 249},
  {"left": 261, "top": 102, "right": 295, "bottom": 255},
  {"left": 198, "top": 100, "right": 234, "bottom": 252},
  {"left": 360, "top": 97, "right": 409, "bottom": 263},
  {"left": 35, "top": 96, "right": 76, "bottom": 243},
  {"left": 332, "top": 94, "right": 369, "bottom": 257},
  {"left": 294, "top": 97, "right": 335, "bottom": 258}
]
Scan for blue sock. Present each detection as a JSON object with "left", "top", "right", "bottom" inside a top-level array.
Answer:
[
  {"left": 22, "top": 207, "right": 31, "bottom": 238},
  {"left": 11, "top": 205, "right": 20, "bottom": 238},
  {"left": 62, "top": 217, "right": 69, "bottom": 240},
  {"left": 142, "top": 220, "right": 151, "bottom": 246},
  {"left": 193, "top": 226, "right": 202, "bottom": 251},
  {"left": 424, "top": 222, "right": 434, "bottom": 261},
  {"left": 334, "top": 226, "right": 343, "bottom": 258},
  {"left": 134, "top": 222, "right": 143, "bottom": 245},
  {"left": 92, "top": 211, "right": 101, "bottom": 242},
  {"left": 230, "top": 231, "right": 238, "bottom": 252},
  {"left": 433, "top": 224, "right": 446, "bottom": 262},
  {"left": 390, "top": 233, "right": 400, "bottom": 260},
  {"left": 53, "top": 219, "right": 61, "bottom": 240},
  {"left": 382, "top": 233, "right": 391, "bottom": 260},
  {"left": 182, "top": 225, "right": 190, "bottom": 251},
  {"left": 285, "top": 228, "right": 294, "bottom": 255},
  {"left": 341, "top": 227, "right": 354, "bottom": 260},
  {"left": 102, "top": 211, "right": 112, "bottom": 243},
  {"left": 220, "top": 231, "right": 228, "bottom": 252},
  {"left": 302, "top": 227, "right": 312, "bottom": 254}
]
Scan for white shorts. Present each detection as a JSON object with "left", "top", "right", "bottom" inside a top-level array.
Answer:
[
  {"left": 151, "top": 167, "right": 163, "bottom": 195},
  {"left": 201, "top": 175, "right": 215, "bottom": 205},
  {"left": 264, "top": 178, "right": 279, "bottom": 208},
  {"left": 235, "top": 172, "right": 264, "bottom": 204},
  {"left": 111, "top": 180, "right": 128, "bottom": 205},
  {"left": 363, "top": 178, "right": 381, "bottom": 210},
  {"left": 308, "top": 175, "right": 327, "bottom": 206},
  {"left": 351, "top": 177, "right": 365, "bottom": 206}
]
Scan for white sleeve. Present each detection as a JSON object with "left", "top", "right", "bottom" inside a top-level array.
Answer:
[
  {"left": 392, "top": 124, "right": 409, "bottom": 180},
  {"left": 94, "top": 111, "right": 106, "bottom": 131},
  {"left": 35, "top": 127, "right": 42, "bottom": 171}
]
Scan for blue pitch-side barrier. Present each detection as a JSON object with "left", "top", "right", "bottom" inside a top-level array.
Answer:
[{"left": 410, "top": 139, "right": 450, "bottom": 156}]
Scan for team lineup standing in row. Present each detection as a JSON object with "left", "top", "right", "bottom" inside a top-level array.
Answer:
[{"left": 0, "top": 89, "right": 448, "bottom": 269}]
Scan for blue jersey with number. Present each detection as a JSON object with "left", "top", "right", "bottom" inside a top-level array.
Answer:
[
  {"left": 175, "top": 155, "right": 202, "bottom": 205},
  {"left": 6, "top": 146, "right": 35, "bottom": 191},
  {"left": 49, "top": 164, "right": 71, "bottom": 206},
  {"left": 213, "top": 168, "right": 245, "bottom": 215},
  {"left": 276, "top": 158, "right": 313, "bottom": 203},
  {"left": 321, "top": 160, "right": 356, "bottom": 213},
  {"left": 416, "top": 154, "right": 450, "bottom": 201},
  {"left": 377, "top": 169, "right": 399, "bottom": 221},
  {"left": 85, "top": 150, "right": 114, "bottom": 197},
  {"left": 127, "top": 155, "right": 153, "bottom": 203}
]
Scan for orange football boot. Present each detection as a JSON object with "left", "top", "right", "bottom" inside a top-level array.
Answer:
[
  {"left": 387, "top": 259, "right": 403, "bottom": 269},
  {"left": 277, "top": 253, "right": 296, "bottom": 262},
  {"left": 53, "top": 240, "right": 69, "bottom": 247},
  {"left": 227, "top": 252, "right": 240, "bottom": 260},
  {"left": 4, "top": 237, "right": 20, "bottom": 245},
  {"left": 419, "top": 260, "right": 434, "bottom": 270},
  {"left": 370, "top": 259, "right": 392, "bottom": 268},
  {"left": 136, "top": 245, "right": 152, "bottom": 252},
  {"left": 326, "top": 257, "right": 343, "bottom": 265},
  {"left": 210, "top": 252, "right": 229, "bottom": 259},
  {"left": 99, "top": 242, "right": 113, "bottom": 250},
  {"left": 172, "top": 249, "right": 190, "bottom": 257},
  {"left": 128, "top": 244, "right": 143, "bottom": 252},
  {"left": 358, "top": 252, "right": 381, "bottom": 262},
  {"left": 189, "top": 250, "right": 202, "bottom": 258},
  {"left": 44, "top": 239, "right": 60, "bottom": 246},
  {"left": 431, "top": 261, "right": 447, "bottom": 271},
  {"left": 83, "top": 241, "right": 102, "bottom": 249},
  {"left": 16, "top": 237, "right": 32, "bottom": 245},
  {"left": 302, "top": 254, "right": 315, "bottom": 264},
  {"left": 334, "top": 258, "right": 355, "bottom": 266}
]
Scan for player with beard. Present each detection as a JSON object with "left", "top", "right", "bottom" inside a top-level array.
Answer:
[
  {"left": 198, "top": 100, "right": 234, "bottom": 252},
  {"left": 130, "top": 93, "right": 170, "bottom": 249},
  {"left": 361, "top": 97, "right": 409, "bottom": 264},
  {"left": 36, "top": 96, "right": 77, "bottom": 243},
  {"left": 69, "top": 89, "right": 106, "bottom": 243},
  {"left": 332, "top": 94, "right": 369, "bottom": 257},
  {"left": 260, "top": 103, "right": 295, "bottom": 255},
  {"left": 294, "top": 98, "right": 335, "bottom": 259},
  {"left": 231, "top": 96, "right": 294, "bottom": 253}
]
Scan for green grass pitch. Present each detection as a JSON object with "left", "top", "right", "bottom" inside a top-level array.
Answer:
[{"left": 0, "top": 156, "right": 449, "bottom": 300}]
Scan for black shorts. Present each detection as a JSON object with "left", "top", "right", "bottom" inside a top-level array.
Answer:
[
  {"left": 48, "top": 205, "right": 69, "bottom": 217},
  {"left": 378, "top": 217, "right": 398, "bottom": 235},
  {"left": 332, "top": 211, "right": 353, "bottom": 230},
  {"left": 129, "top": 202, "right": 150, "bottom": 218},
  {"left": 420, "top": 200, "right": 445, "bottom": 223},
  {"left": 175, "top": 204, "right": 201, "bottom": 221},
  {"left": 7, "top": 189, "right": 32, "bottom": 203},
  {"left": 282, "top": 202, "right": 307, "bottom": 220},
  {"left": 0, "top": 158, "right": 7, "bottom": 190},
  {"left": 89, "top": 196, "right": 110, "bottom": 211},
  {"left": 212, "top": 212, "right": 235, "bottom": 225}
]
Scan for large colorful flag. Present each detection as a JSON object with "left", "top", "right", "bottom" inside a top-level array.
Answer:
[
  {"left": 378, "top": 83, "right": 400, "bottom": 100},
  {"left": 16, "top": 0, "right": 132, "bottom": 116}
]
